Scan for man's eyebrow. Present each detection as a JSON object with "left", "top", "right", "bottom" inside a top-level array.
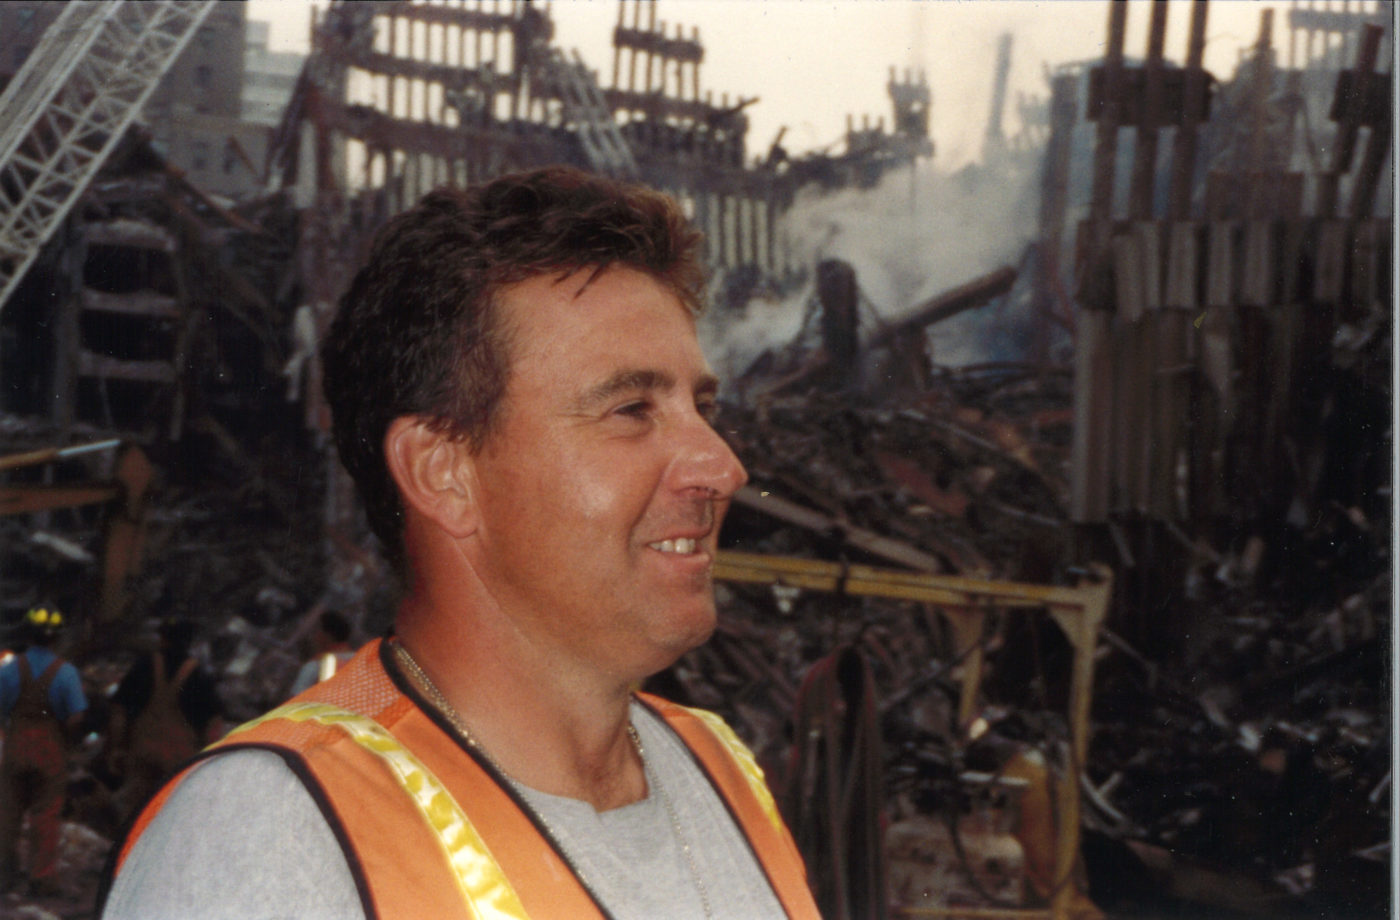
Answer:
[
  {"left": 571, "top": 369, "right": 674, "bottom": 412},
  {"left": 569, "top": 369, "right": 721, "bottom": 411}
]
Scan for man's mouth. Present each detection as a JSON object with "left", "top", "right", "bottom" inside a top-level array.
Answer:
[{"left": 648, "top": 538, "right": 699, "bottom": 555}]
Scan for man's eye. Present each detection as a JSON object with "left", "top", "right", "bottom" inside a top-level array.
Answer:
[
  {"left": 696, "top": 401, "right": 719, "bottom": 424},
  {"left": 615, "top": 401, "right": 651, "bottom": 419}
]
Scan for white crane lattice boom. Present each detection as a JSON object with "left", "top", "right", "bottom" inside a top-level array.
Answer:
[{"left": 0, "top": 0, "right": 217, "bottom": 313}]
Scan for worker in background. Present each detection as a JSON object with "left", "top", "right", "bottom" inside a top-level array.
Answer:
[
  {"left": 0, "top": 606, "right": 88, "bottom": 896},
  {"left": 288, "top": 609, "right": 357, "bottom": 696},
  {"left": 102, "top": 166, "right": 819, "bottom": 918},
  {"left": 107, "top": 618, "right": 224, "bottom": 821}
]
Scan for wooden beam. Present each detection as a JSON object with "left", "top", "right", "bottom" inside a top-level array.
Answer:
[
  {"left": 730, "top": 485, "right": 946, "bottom": 573},
  {"left": 0, "top": 484, "right": 121, "bottom": 516},
  {"left": 867, "top": 266, "right": 1019, "bottom": 349},
  {"left": 81, "top": 287, "right": 180, "bottom": 319},
  {"left": 77, "top": 351, "right": 178, "bottom": 384}
]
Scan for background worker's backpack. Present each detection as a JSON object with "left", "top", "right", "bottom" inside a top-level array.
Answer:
[
  {"left": 128, "top": 653, "right": 199, "bottom": 773},
  {"left": 5, "top": 656, "right": 66, "bottom": 767}
]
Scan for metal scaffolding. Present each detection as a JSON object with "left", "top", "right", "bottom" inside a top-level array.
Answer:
[{"left": 0, "top": 0, "right": 216, "bottom": 314}]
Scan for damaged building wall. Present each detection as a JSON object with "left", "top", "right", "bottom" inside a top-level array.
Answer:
[
  {"left": 0, "top": 2, "right": 1390, "bottom": 918},
  {"left": 275, "top": 0, "right": 934, "bottom": 309},
  {"left": 679, "top": 4, "right": 1390, "bottom": 916},
  {"left": 276, "top": 0, "right": 938, "bottom": 617},
  {"left": 1036, "top": 3, "right": 1392, "bottom": 663},
  {"left": 286, "top": 0, "right": 791, "bottom": 276}
]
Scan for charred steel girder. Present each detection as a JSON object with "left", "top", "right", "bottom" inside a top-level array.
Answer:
[
  {"left": 612, "top": 25, "right": 703, "bottom": 64},
  {"left": 1287, "top": 6, "right": 1391, "bottom": 35},
  {"left": 1087, "top": 65, "right": 1216, "bottom": 128},
  {"left": 1329, "top": 70, "right": 1392, "bottom": 127},
  {"left": 359, "top": 0, "right": 538, "bottom": 37}
]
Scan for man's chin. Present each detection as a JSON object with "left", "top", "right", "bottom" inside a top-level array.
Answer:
[{"left": 650, "top": 605, "right": 717, "bottom": 664}]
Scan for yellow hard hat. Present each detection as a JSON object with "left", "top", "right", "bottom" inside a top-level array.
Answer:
[{"left": 25, "top": 606, "right": 64, "bottom": 631}]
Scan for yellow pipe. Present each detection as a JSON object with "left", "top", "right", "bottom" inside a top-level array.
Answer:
[
  {"left": 895, "top": 907, "right": 1052, "bottom": 918},
  {"left": 714, "top": 549, "right": 1113, "bottom": 920},
  {"left": 0, "top": 438, "right": 122, "bottom": 471},
  {"left": 715, "top": 550, "right": 1092, "bottom": 608}
]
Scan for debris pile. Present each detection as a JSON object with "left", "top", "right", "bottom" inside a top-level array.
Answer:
[
  {"left": 0, "top": 2, "right": 1390, "bottom": 917},
  {"left": 656, "top": 353, "right": 1389, "bottom": 918},
  {"left": 722, "top": 376, "right": 1075, "bottom": 578},
  {"left": 1083, "top": 504, "right": 1390, "bottom": 918},
  {"left": 4, "top": 255, "right": 1385, "bottom": 919}
]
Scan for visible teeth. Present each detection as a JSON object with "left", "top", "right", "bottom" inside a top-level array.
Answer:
[{"left": 650, "top": 538, "right": 697, "bottom": 554}]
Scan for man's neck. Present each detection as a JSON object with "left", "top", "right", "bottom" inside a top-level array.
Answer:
[{"left": 395, "top": 594, "right": 647, "bottom": 811}]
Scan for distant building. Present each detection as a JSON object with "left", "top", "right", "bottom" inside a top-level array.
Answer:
[
  {"left": 144, "top": 1, "right": 254, "bottom": 200},
  {"left": 244, "top": 20, "right": 305, "bottom": 128}
]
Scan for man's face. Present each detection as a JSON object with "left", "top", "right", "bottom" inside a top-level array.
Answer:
[{"left": 465, "top": 266, "right": 747, "bottom": 682}]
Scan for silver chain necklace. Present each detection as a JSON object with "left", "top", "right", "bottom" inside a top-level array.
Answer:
[
  {"left": 627, "top": 720, "right": 715, "bottom": 920},
  {"left": 390, "top": 640, "right": 714, "bottom": 920}
]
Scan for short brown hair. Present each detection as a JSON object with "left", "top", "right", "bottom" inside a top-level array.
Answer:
[{"left": 322, "top": 166, "right": 706, "bottom": 571}]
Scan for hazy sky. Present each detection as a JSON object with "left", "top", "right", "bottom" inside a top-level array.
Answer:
[{"left": 246, "top": 0, "right": 1295, "bottom": 168}]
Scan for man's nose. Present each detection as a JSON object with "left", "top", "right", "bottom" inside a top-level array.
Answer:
[{"left": 671, "top": 414, "right": 748, "bottom": 499}]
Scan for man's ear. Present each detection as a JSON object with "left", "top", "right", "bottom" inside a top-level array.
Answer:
[{"left": 384, "top": 417, "right": 478, "bottom": 539}]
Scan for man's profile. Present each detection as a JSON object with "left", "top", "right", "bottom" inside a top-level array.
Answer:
[{"left": 100, "top": 166, "right": 819, "bottom": 919}]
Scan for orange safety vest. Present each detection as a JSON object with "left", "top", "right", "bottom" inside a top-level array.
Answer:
[{"left": 117, "top": 639, "right": 820, "bottom": 920}]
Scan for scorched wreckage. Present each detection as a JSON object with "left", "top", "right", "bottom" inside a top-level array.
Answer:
[{"left": 0, "top": 1, "right": 1390, "bottom": 918}]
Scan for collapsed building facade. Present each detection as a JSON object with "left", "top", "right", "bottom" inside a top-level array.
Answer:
[
  {"left": 0, "top": 1, "right": 1391, "bottom": 919},
  {"left": 276, "top": 0, "right": 932, "bottom": 410}
]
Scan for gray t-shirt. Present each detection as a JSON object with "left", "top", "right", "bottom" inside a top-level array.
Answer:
[
  {"left": 103, "top": 703, "right": 788, "bottom": 919},
  {"left": 102, "top": 749, "right": 364, "bottom": 920},
  {"left": 510, "top": 702, "right": 787, "bottom": 920}
]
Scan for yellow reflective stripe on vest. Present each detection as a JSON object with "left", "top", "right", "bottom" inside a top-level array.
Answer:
[
  {"left": 227, "top": 703, "right": 529, "bottom": 920},
  {"left": 680, "top": 704, "right": 784, "bottom": 833}
]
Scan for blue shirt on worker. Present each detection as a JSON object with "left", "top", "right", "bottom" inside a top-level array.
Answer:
[{"left": 0, "top": 647, "right": 89, "bottom": 723}]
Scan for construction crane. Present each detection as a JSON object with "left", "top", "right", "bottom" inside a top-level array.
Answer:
[{"left": 0, "top": 0, "right": 216, "bottom": 314}]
